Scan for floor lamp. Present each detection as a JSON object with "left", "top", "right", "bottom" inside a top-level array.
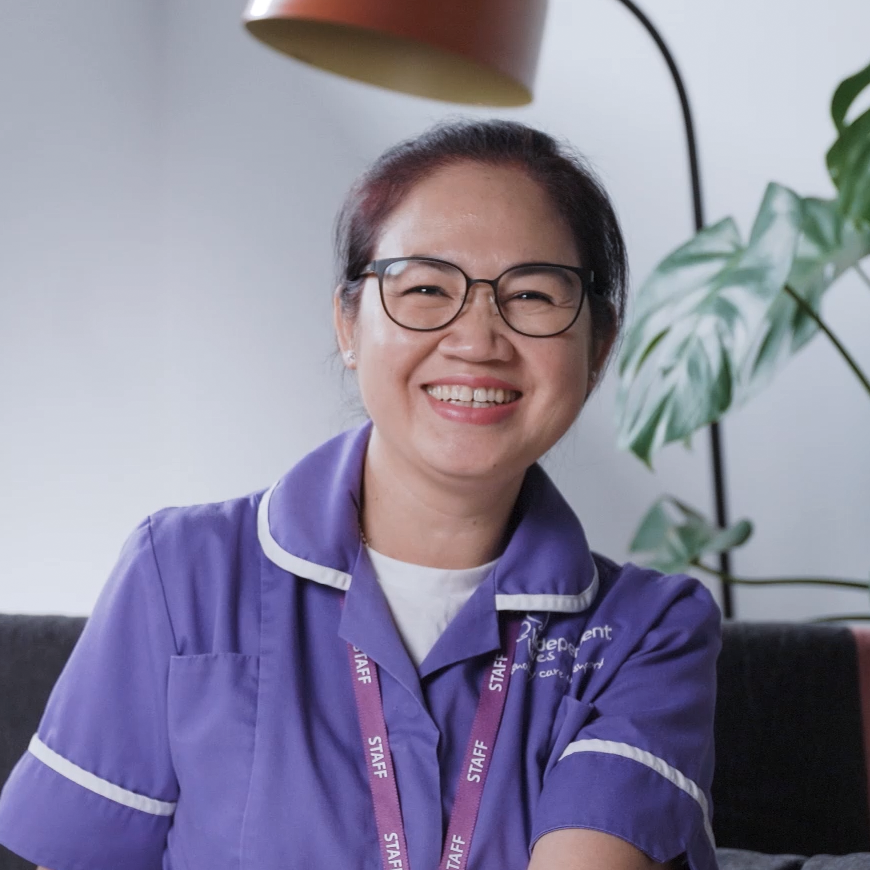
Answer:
[{"left": 243, "top": 0, "right": 735, "bottom": 618}]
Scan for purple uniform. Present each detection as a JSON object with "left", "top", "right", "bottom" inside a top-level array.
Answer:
[{"left": 0, "top": 422, "right": 721, "bottom": 870}]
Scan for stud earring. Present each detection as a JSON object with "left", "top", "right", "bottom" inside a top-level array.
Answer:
[{"left": 345, "top": 350, "right": 356, "bottom": 365}]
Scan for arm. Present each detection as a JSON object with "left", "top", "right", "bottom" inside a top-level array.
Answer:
[
  {"left": 529, "top": 829, "right": 675, "bottom": 870},
  {"left": 0, "top": 518, "right": 178, "bottom": 870},
  {"left": 530, "top": 570, "right": 720, "bottom": 870}
]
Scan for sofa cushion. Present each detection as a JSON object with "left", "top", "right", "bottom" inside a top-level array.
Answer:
[
  {"left": 713, "top": 623, "right": 870, "bottom": 855},
  {"left": 718, "top": 849, "right": 870, "bottom": 870},
  {"left": 0, "top": 615, "right": 86, "bottom": 870}
]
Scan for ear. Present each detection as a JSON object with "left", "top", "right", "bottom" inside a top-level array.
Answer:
[{"left": 333, "top": 286, "right": 357, "bottom": 368}]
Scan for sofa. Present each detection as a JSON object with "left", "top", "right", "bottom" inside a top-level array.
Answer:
[{"left": 1, "top": 614, "right": 868, "bottom": 869}]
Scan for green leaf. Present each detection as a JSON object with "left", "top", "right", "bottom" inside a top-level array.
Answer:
[
  {"left": 739, "top": 197, "right": 870, "bottom": 397},
  {"left": 831, "top": 59, "right": 870, "bottom": 133},
  {"left": 707, "top": 519, "right": 754, "bottom": 553},
  {"left": 616, "top": 187, "right": 870, "bottom": 463},
  {"left": 629, "top": 496, "right": 753, "bottom": 574},
  {"left": 788, "top": 198, "right": 870, "bottom": 345},
  {"left": 827, "top": 59, "right": 870, "bottom": 223},
  {"left": 616, "top": 184, "right": 802, "bottom": 464},
  {"left": 629, "top": 500, "right": 672, "bottom": 552}
]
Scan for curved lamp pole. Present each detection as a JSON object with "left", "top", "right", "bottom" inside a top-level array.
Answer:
[
  {"left": 243, "top": 0, "right": 735, "bottom": 618},
  {"left": 609, "top": 0, "right": 733, "bottom": 617}
]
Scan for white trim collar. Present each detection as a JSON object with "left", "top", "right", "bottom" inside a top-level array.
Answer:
[
  {"left": 258, "top": 482, "right": 598, "bottom": 614},
  {"left": 258, "top": 482, "right": 351, "bottom": 591}
]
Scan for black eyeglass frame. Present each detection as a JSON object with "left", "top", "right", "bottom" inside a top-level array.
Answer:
[{"left": 357, "top": 256, "right": 596, "bottom": 338}]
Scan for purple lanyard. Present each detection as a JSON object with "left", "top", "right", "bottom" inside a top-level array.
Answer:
[{"left": 348, "top": 616, "right": 521, "bottom": 870}]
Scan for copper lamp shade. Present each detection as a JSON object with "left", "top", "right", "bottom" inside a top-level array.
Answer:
[{"left": 242, "top": 0, "right": 548, "bottom": 106}]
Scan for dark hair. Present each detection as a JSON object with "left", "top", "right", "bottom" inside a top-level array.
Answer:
[{"left": 334, "top": 118, "right": 627, "bottom": 360}]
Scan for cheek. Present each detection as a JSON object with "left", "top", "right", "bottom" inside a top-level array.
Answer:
[
  {"left": 356, "top": 285, "right": 422, "bottom": 352},
  {"left": 354, "top": 291, "right": 400, "bottom": 371},
  {"left": 533, "top": 334, "right": 591, "bottom": 411},
  {"left": 551, "top": 355, "right": 589, "bottom": 419},
  {"left": 356, "top": 287, "right": 388, "bottom": 347},
  {"left": 354, "top": 290, "right": 433, "bottom": 400},
  {"left": 357, "top": 324, "right": 419, "bottom": 378}
]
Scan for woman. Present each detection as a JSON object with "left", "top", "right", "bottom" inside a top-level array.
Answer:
[{"left": 0, "top": 120, "right": 720, "bottom": 870}]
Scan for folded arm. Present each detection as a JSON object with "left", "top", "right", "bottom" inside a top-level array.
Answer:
[{"left": 530, "top": 829, "right": 675, "bottom": 870}]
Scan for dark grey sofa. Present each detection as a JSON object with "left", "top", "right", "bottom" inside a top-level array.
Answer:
[{"left": 1, "top": 615, "right": 869, "bottom": 869}]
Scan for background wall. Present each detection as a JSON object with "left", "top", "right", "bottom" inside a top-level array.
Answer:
[{"left": 1, "top": 0, "right": 868, "bottom": 619}]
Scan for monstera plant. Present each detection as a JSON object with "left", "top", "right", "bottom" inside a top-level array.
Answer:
[{"left": 615, "top": 59, "right": 870, "bottom": 620}]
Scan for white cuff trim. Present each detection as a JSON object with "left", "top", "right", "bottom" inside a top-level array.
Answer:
[
  {"left": 559, "top": 738, "right": 714, "bottom": 847},
  {"left": 28, "top": 735, "right": 177, "bottom": 817},
  {"left": 257, "top": 483, "right": 352, "bottom": 590}
]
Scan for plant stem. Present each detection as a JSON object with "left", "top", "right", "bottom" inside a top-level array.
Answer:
[
  {"left": 809, "top": 614, "right": 870, "bottom": 623},
  {"left": 690, "top": 560, "right": 868, "bottom": 591},
  {"left": 782, "top": 284, "right": 870, "bottom": 398},
  {"left": 855, "top": 261, "right": 870, "bottom": 291}
]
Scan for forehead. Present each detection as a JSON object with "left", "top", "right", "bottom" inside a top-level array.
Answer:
[{"left": 373, "top": 160, "right": 580, "bottom": 269}]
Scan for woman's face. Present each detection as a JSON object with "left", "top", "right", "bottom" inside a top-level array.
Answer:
[{"left": 336, "top": 160, "right": 608, "bottom": 488}]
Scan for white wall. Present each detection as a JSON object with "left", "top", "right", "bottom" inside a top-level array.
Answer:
[
  {"left": 1, "top": 0, "right": 868, "bottom": 619},
  {"left": 0, "top": 0, "right": 169, "bottom": 614}
]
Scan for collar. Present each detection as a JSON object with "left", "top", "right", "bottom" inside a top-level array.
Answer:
[{"left": 257, "top": 421, "right": 599, "bottom": 613}]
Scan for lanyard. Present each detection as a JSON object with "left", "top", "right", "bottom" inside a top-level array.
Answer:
[{"left": 348, "top": 616, "right": 521, "bottom": 870}]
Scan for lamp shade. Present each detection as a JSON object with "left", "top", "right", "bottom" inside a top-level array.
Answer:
[{"left": 242, "top": 0, "right": 548, "bottom": 106}]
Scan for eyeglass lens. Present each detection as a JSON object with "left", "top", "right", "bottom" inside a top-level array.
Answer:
[{"left": 380, "top": 259, "right": 584, "bottom": 336}]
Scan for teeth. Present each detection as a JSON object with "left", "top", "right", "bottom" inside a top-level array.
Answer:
[{"left": 426, "top": 385, "right": 519, "bottom": 406}]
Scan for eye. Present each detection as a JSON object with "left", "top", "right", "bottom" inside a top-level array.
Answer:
[
  {"left": 505, "top": 290, "right": 557, "bottom": 305},
  {"left": 401, "top": 284, "right": 448, "bottom": 296}
]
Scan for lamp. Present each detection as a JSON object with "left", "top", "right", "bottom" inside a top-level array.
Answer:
[
  {"left": 243, "top": 0, "right": 547, "bottom": 106},
  {"left": 242, "top": 0, "right": 735, "bottom": 617}
]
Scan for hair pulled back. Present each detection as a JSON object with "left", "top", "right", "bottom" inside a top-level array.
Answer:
[{"left": 334, "top": 119, "right": 628, "bottom": 357}]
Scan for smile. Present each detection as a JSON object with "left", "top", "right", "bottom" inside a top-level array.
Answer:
[{"left": 424, "top": 385, "right": 521, "bottom": 408}]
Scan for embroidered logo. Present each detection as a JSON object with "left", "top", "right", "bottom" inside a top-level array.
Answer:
[
  {"left": 517, "top": 614, "right": 547, "bottom": 659},
  {"left": 513, "top": 618, "right": 614, "bottom": 681}
]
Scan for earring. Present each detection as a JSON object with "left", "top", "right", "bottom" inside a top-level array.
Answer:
[{"left": 345, "top": 350, "right": 356, "bottom": 365}]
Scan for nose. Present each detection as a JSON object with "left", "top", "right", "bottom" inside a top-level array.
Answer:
[
  {"left": 438, "top": 281, "right": 513, "bottom": 362},
  {"left": 463, "top": 280, "right": 500, "bottom": 317}
]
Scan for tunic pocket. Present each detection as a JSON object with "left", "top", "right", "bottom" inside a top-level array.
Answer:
[
  {"left": 545, "top": 695, "right": 595, "bottom": 778},
  {"left": 167, "top": 653, "right": 259, "bottom": 870}
]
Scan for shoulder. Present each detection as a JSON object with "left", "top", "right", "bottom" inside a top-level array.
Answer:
[
  {"left": 578, "top": 553, "right": 722, "bottom": 676},
  {"left": 592, "top": 551, "right": 721, "bottom": 630},
  {"left": 147, "top": 490, "right": 263, "bottom": 560},
  {"left": 140, "top": 489, "right": 267, "bottom": 655}
]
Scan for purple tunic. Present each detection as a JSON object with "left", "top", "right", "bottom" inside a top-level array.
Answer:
[{"left": 0, "top": 422, "right": 721, "bottom": 870}]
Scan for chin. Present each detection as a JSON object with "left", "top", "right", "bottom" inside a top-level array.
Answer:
[{"left": 421, "top": 440, "right": 528, "bottom": 484}]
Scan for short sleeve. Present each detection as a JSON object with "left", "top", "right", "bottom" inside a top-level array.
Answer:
[
  {"left": 0, "top": 518, "right": 179, "bottom": 870},
  {"left": 531, "top": 574, "right": 721, "bottom": 870}
]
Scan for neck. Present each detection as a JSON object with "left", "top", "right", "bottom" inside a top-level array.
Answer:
[{"left": 360, "top": 428, "right": 525, "bottom": 570}]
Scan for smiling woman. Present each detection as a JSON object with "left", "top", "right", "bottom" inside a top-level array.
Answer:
[{"left": 0, "top": 120, "right": 720, "bottom": 870}]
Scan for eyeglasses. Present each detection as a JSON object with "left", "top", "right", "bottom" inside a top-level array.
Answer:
[{"left": 357, "top": 256, "right": 594, "bottom": 338}]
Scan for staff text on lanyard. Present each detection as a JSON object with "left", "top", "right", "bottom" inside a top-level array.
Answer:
[{"left": 348, "top": 616, "right": 522, "bottom": 870}]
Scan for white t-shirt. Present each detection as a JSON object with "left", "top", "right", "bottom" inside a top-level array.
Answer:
[{"left": 366, "top": 546, "right": 499, "bottom": 668}]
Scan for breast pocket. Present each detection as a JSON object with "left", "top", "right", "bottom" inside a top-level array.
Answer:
[
  {"left": 167, "top": 653, "right": 259, "bottom": 870},
  {"left": 545, "top": 695, "right": 595, "bottom": 778}
]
